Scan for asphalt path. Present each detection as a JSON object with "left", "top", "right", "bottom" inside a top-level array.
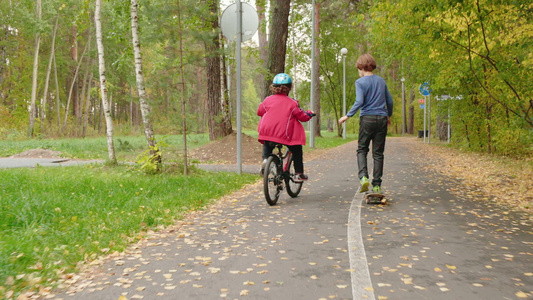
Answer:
[
  {"left": 0, "top": 157, "right": 102, "bottom": 168},
  {"left": 48, "top": 137, "right": 532, "bottom": 300}
]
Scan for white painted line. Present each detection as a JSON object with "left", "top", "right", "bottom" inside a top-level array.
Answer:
[{"left": 348, "top": 193, "right": 375, "bottom": 300}]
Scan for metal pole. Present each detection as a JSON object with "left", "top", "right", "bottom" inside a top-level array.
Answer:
[
  {"left": 401, "top": 77, "right": 406, "bottom": 135},
  {"left": 236, "top": 0, "right": 242, "bottom": 174},
  {"left": 428, "top": 93, "right": 431, "bottom": 143},
  {"left": 423, "top": 95, "right": 427, "bottom": 143},
  {"left": 309, "top": 0, "right": 316, "bottom": 148},
  {"left": 342, "top": 50, "right": 347, "bottom": 139},
  {"left": 447, "top": 107, "right": 451, "bottom": 143}
]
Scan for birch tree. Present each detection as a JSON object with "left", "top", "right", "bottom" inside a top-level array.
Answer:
[
  {"left": 95, "top": 0, "right": 117, "bottom": 163},
  {"left": 131, "top": 0, "right": 160, "bottom": 169},
  {"left": 28, "top": 0, "right": 42, "bottom": 137}
]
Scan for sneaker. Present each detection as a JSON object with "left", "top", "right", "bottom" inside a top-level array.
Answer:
[
  {"left": 372, "top": 185, "right": 381, "bottom": 194},
  {"left": 359, "top": 176, "right": 370, "bottom": 193},
  {"left": 294, "top": 173, "right": 308, "bottom": 182},
  {"left": 259, "top": 159, "right": 267, "bottom": 176}
]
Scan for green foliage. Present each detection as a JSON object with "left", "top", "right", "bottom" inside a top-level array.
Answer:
[
  {"left": 0, "top": 165, "right": 257, "bottom": 297},
  {"left": 116, "top": 138, "right": 134, "bottom": 151},
  {"left": 135, "top": 139, "right": 166, "bottom": 174},
  {"left": 362, "top": 0, "right": 533, "bottom": 156}
]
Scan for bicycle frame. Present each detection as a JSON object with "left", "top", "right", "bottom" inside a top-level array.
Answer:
[{"left": 273, "top": 144, "right": 292, "bottom": 173}]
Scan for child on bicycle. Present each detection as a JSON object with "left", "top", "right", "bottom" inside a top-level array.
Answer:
[
  {"left": 338, "top": 54, "right": 393, "bottom": 194},
  {"left": 257, "top": 73, "right": 314, "bottom": 182}
]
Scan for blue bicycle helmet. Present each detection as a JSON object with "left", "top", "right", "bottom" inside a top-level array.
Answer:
[{"left": 272, "top": 73, "right": 292, "bottom": 85}]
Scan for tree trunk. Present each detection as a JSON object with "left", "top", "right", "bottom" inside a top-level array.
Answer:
[
  {"left": 263, "top": 0, "right": 291, "bottom": 98},
  {"left": 95, "top": 0, "right": 117, "bottom": 163},
  {"left": 79, "top": 33, "right": 92, "bottom": 135},
  {"left": 312, "top": 1, "right": 321, "bottom": 137},
  {"left": 28, "top": 0, "right": 42, "bottom": 137},
  {"left": 204, "top": 0, "right": 232, "bottom": 140},
  {"left": 40, "top": 15, "right": 59, "bottom": 134},
  {"left": 408, "top": 89, "right": 415, "bottom": 134},
  {"left": 70, "top": 25, "right": 80, "bottom": 124},
  {"left": 131, "top": 0, "right": 160, "bottom": 167},
  {"left": 63, "top": 41, "right": 89, "bottom": 132},
  {"left": 256, "top": 0, "right": 268, "bottom": 100},
  {"left": 53, "top": 54, "right": 60, "bottom": 128},
  {"left": 177, "top": 0, "right": 188, "bottom": 175},
  {"left": 82, "top": 69, "right": 93, "bottom": 138}
]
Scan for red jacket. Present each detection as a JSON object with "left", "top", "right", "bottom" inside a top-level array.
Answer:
[{"left": 257, "top": 93, "right": 313, "bottom": 146}]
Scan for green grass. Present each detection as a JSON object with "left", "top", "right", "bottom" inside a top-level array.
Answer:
[
  {"left": 0, "top": 165, "right": 257, "bottom": 297},
  {"left": 0, "top": 134, "right": 211, "bottom": 162},
  {"left": 0, "top": 131, "right": 357, "bottom": 297}
]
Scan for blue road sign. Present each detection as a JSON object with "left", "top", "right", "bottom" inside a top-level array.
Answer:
[{"left": 419, "top": 82, "right": 432, "bottom": 96}]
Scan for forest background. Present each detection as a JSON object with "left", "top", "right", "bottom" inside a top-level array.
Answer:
[{"left": 0, "top": 0, "right": 532, "bottom": 158}]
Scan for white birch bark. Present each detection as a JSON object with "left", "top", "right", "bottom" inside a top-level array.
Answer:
[
  {"left": 131, "top": 0, "right": 159, "bottom": 165},
  {"left": 95, "top": 0, "right": 117, "bottom": 163},
  {"left": 28, "top": 0, "right": 42, "bottom": 137}
]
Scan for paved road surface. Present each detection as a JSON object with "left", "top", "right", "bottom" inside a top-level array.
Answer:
[
  {"left": 0, "top": 158, "right": 102, "bottom": 168},
  {"left": 46, "top": 137, "right": 532, "bottom": 300}
]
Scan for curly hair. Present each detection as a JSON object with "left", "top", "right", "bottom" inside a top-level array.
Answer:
[{"left": 270, "top": 84, "right": 292, "bottom": 95}]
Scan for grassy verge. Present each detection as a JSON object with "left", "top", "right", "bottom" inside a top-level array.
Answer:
[
  {"left": 0, "top": 165, "right": 257, "bottom": 298},
  {"left": 0, "top": 134, "right": 211, "bottom": 162}
]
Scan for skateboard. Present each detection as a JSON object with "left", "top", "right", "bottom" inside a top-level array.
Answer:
[{"left": 364, "top": 192, "right": 387, "bottom": 204}]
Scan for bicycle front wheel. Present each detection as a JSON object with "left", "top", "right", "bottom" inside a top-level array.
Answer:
[
  {"left": 263, "top": 156, "right": 281, "bottom": 206},
  {"left": 285, "top": 156, "right": 303, "bottom": 198}
]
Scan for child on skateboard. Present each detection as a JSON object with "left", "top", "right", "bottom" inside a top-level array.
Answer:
[{"left": 338, "top": 54, "right": 393, "bottom": 194}]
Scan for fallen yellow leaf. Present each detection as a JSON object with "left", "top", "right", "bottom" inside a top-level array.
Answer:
[
  {"left": 516, "top": 291, "right": 528, "bottom": 298},
  {"left": 337, "top": 284, "right": 348, "bottom": 289},
  {"left": 445, "top": 264, "right": 457, "bottom": 270}
]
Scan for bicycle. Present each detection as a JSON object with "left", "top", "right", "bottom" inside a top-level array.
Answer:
[{"left": 263, "top": 142, "right": 304, "bottom": 206}]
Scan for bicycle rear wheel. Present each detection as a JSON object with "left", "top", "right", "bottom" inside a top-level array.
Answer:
[
  {"left": 263, "top": 156, "right": 281, "bottom": 206},
  {"left": 285, "top": 156, "right": 303, "bottom": 198}
]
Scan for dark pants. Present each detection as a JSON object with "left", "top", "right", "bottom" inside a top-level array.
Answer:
[
  {"left": 263, "top": 142, "right": 304, "bottom": 174},
  {"left": 357, "top": 115, "right": 388, "bottom": 187}
]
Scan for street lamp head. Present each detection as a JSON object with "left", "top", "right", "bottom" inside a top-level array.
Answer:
[
  {"left": 340, "top": 48, "right": 348, "bottom": 55},
  {"left": 401, "top": 77, "right": 405, "bottom": 82}
]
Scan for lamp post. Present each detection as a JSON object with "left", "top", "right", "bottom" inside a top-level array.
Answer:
[
  {"left": 341, "top": 48, "right": 348, "bottom": 139},
  {"left": 401, "top": 77, "right": 405, "bottom": 135},
  {"left": 309, "top": 0, "right": 316, "bottom": 148}
]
